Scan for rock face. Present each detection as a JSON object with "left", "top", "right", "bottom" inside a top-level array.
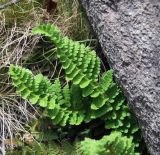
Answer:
[{"left": 80, "top": 0, "right": 160, "bottom": 154}]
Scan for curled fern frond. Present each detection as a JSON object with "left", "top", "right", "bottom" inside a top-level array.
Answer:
[
  {"left": 32, "top": 24, "right": 61, "bottom": 44},
  {"left": 32, "top": 24, "right": 101, "bottom": 98}
]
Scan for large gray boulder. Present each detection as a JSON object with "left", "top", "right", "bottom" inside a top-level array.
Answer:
[{"left": 80, "top": 0, "right": 160, "bottom": 154}]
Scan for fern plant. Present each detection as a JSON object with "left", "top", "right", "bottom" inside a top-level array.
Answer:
[
  {"left": 80, "top": 131, "right": 140, "bottom": 155},
  {"left": 9, "top": 64, "right": 138, "bottom": 137},
  {"left": 32, "top": 24, "right": 139, "bottom": 135},
  {"left": 9, "top": 24, "right": 139, "bottom": 138}
]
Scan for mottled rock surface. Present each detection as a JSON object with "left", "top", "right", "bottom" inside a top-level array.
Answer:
[{"left": 80, "top": 0, "right": 160, "bottom": 154}]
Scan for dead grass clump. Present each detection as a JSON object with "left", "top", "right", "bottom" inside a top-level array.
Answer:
[
  {"left": 54, "top": 0, "right": 93, "bottom": 40},
  {"left": 0, "top": 94, "right": 38, "bottom": 154},
  {"left": 0, "top": 0, "right": 44, "bottom": 26},
  {"left": 0, "top": 3, "right": 42, "bottom": 152}
]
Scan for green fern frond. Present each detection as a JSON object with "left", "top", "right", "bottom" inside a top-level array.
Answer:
[
  {"left": 90, "top": 73, "right": 139, "bottom": 135},
  {"left": 9, "top": 64, "right": 87, "bottom": 126},
  {"left": 80, "top": 138, "right": 106, "bottom": 155},
  {"left": 32, "top": 24, "right": 101, "bottom": 98},
  {"left": 80, "top": 131, "right": 140, "bottom": 155},
  {"left": 99, "top": 70, "right": 114, "bottom": 93},
  {"left": 32, "top": 24, "right": 61, "bottom": 44}
]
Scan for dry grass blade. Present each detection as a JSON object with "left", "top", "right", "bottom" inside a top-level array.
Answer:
[
  {"left": 0, "top": 23, "right": 39, "bottom": 69},
  {"left": 0, "top": 93, "right": 38, "bottom": 154},
  {"left": 0, "top": 4, "right": 41, "bottom": 153}
]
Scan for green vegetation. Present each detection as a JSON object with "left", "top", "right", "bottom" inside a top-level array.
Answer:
[
  {"left": 80, "top": 132, "right": 139, "bottom": 155},
  {"left": 6, "top": 140, "right": 77, "bottom": 155},
  {"left": 0, "top": 1, "right": 93, "bottom": 152},
  {"left": 7, "top": 132, "right": 139, "bottom": 155},
  {"left": 8, "top": 24, "right": 140, "bottom": 154},
  {"left": 0, "top": 0, "right": 146, "bottom": 154}
]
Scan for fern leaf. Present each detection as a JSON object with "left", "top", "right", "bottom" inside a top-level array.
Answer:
[
  {"left": 32, "top": 24, "right": 101, "bottom": 98},
  {"left": 99, "top": 70, "right": 113, "bottom": 93},
  {"left": 80, "top": 131, "right": 140, "bottom": 155},
  {"left": 32, "top": 24, "right": 61, "bottom": 44},
  {"left": 80, "top": 138, "right": 106, "bottom": 155}
]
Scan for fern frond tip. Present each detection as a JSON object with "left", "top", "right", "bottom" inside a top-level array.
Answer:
[{"left": 32, "top": 24, "right": 61, "bottom": 39}]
